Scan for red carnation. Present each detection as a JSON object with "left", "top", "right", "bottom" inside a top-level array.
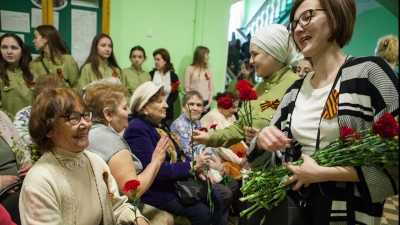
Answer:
[
  {"left": 112, "top": 71, "right": 118, "bottom": 77},
  {"left": 236, "top": 151, "right": 244, "bottom": 158},
  {"left": 57, "top": 68, "right": 64, "bottom": 78},
  {"left": 199, "top": 127, "right": 208, "bottom": 132},
  {"left": 236, "top": 80, "right": 251, "bottom": 93},
  {"left": 122, "top": 180, "right": 140, "bottom": 193},
  {"left": 210, "top": 124, "right": 217, "bottom": 131},
  {"left": 372, "top": 113, "right": 399, "bottom": 138},
  {"left": 239, "top": 89, "right": 258, "bottom": 101},
  {"left": 217, "top": 96, "right": 233, "bottom": 109},
  {"left": 339, "top": 126, "right": 355, "bottom": 139},
  {"left": 171, "top": 81, "right": 181, "bottom": 93}
]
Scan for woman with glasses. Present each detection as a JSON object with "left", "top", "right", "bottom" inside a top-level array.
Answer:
[
  {"left": 251, "top": 0, "right": 398, "bottom": 224},
  {"left": 19, "top": 88, "right": 148, "bottom": 224}
]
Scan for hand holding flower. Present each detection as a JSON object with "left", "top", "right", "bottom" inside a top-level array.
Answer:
[
  {"left": 256, "top": 126, "right": 292, "bottom": 152},
  {"left": 243, "top": 126, "right": 260, "bottom": 143},
  {"left": 191, "top": 129, "right": 210, "bottom": 145}
]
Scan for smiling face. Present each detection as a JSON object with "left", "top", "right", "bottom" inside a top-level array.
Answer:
[
  {"left": 249, "top": 43, "right": 283, "bottom": 78},
  {"left": 182, "top": 95, "right": 203, "bottom": 123},
  {"left": 297, "top": 59, "right": 313, "bottom": 77},
  {"left": 144, "top": 94, "right": 168, "bottom": 123},
  {"left": 1, "top": 37, "right": 22, "bottom": 66},
  {"left": 33, "top": 29, "right": 48, "bottom": 53},
  {"left": 47, "top": 108, "right": 92, "bottom": 153},
  {"left": 154, "top": 54, "right": 166, "bottom": 71},
  {"left": 97, "top": 37, "right": 112, "bottom": 62},
  {"left": 130, "top": 50, "right": 146, "bottom": 70},
  {"left": 110, "top": 97, "right": 131, "bottom": 133},
  {"left": 292, "top": 0, "right": 331, "bottom": 57}
]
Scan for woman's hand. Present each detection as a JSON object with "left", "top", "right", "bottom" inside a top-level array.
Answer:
[
  {"left": 240, "top": 159, "right": 250, "bottom": 170},
  {"left": 256, "top": 126, "right": 292, "bottom": 152},
  {"left": 151, "top": 135, "right": 169, "bottom": 164},
  {"left": 191, "top": 130, "right": 210, "bottom": 145},
  {"left": 134, "top": 217, "right": 150, "bottom": 225},
  {"left": 282, "top": 154, "right": 326, "bottom": 191},
  {"left": 18, "top": 162, "right": 33, "bottom": 178},
  {"left": 207, "top": 173, "right": 218, "bottom": 185},
  {"left": 244, "top": 126, "right": 260, "bottom": 143},
  {"left": 192, "top": 150, "right": 211, "bottom": 170},
  {"left": 1, "top": 175, "right": 21, "bottom": 193},
  {"left": 202, "top": 104, "right": 210, "bottom": 113}
]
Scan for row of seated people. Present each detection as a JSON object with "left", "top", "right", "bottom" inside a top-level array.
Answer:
[
  {"left": 0, "top": 25, "right": 215, "bottom": 127},
  {"left": 1, "top": 3, "right": 399, "bottom": 223},
  {"left": 1, "top": 22, "right": 304, "bottom": 225}
]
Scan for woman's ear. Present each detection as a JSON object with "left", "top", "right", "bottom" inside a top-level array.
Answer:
[
  {"left": 103, "top": 108, "right": 112, "bottom": 122},
  {"left": 46, "top": 130, "right": 54, "bottom": 138}
]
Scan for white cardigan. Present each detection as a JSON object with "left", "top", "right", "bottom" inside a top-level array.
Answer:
[{"left": 19, "top": 148, "right": 147, "bottom": 225}]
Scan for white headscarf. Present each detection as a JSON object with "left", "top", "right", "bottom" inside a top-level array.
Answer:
[{"left": 251, "top": 24, "right": 304, "bottom": 66}]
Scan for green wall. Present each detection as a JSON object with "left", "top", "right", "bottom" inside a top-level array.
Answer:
[
  {"left": 343, "top": 6, "right": 399, "bottom": 61},
  {"left": 243, "top": 0, "right": 265, "bottom": 25},
  {"left": 110, "top": 0, "right": 234, "bottom": 118}
]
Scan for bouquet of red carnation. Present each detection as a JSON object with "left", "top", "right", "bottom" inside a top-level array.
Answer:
[
  {"left": 240, "top": 113, "right": 399, "bottom": 220},
  {"left": 236, "top": 80, "right": 258, "bottom": 127}
]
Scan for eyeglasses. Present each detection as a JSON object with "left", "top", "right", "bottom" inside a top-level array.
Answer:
[
  {"left": 287, "top": 9, "right": 327, "bottom": 35},
  {"left": 61, "top": 111, "right": 92, "bottom": 125}
]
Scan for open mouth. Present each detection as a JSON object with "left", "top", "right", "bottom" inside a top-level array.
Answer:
[{"left": 300, "top": 36, "right": 310, "bottom": 45}]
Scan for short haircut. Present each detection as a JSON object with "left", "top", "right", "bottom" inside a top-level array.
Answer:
[
  {"left": 29, "top": 88, "right": 87, "bottom": 153},
  {"left": 289, "top": 0, "right": 356, "bottom": 49},
  {"left": 182, "top": 90, "right": 203, "bottom": 107},
  {"left": 84, "top": 82, "right": 128, "bottom": 124},
  {"left": 375, "top": 35, "right": 399, "bottom": 64},
  {"left": 129, "top": 45, "right": 147, "bottom": 59},
  {"left": 34, "top": 74, "right": 66, "bottom": 96}
]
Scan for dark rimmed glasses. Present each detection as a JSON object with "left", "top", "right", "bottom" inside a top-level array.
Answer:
[
  {"left": 287, "top": 9, "right": 327, "bottom": 35},
  {"left": 61, "top": 111, "right": 92, "bottom": 125}
]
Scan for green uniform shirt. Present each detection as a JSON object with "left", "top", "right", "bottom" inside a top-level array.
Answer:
[
  {"left": 227, "top": 77, "right": 257, "bottom": 95},
  {"left": 208, "top": 66, "right": 298, "bottom": 148},
  {"left": 121, "top": 65, "right": 151, "bottom": 106},
  {"left": 0, "top": 66, "right": 37, "bottom": 120},
  {"left": 29, "top": 54, "right": 79, "bottom": 92},
  {"left": 77, "top": 62, "right": 121, "bottom": 92}
]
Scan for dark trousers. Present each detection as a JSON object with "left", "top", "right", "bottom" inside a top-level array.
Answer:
[
  {"left": 214, "top": 178, "right": 239, "bottom": 220},
  {"left": 157, "top": 189, "right": 224, "bottom": 225}
]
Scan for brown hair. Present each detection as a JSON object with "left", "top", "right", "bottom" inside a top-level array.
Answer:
[
  {"left": 84, "top": 82, "right": 128, "bottom": 124},
  {"left": 33, "top": 25, "right": 68, "bottom": 65},
  {"left": 34, "top": 74, "right": 66, "bottom": 96},
  {"left": 238, "top": 59, "right": 256, "bottom": 85},
  {"left": 29, "top": 88, "right": 87, "bottom": 153},
  {"left": 190, "top": 46, "right": 209, "bottom": 68},
  {"left": 152, "top": 48, "right": 174, "bottom": 73},
  {"left": 80, "top": 33, "right": 121, "bottom": 80},
  {"left": 0, "top": 33, "right": 34, "bottom": 87},
  {"left": 289, "top": 0, "right": 356, "bottom": 49},
  {"left": 375, "top": 34, "right": 399, "bottom": 64}
]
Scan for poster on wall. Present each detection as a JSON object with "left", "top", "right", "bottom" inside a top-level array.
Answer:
[
  {"left": 71, "top": 0, "right": 99, "bottom": 8},
  {"left": 31, "top": 8, "right": 60, "bottom": 30},
  {"left": 0, "top": 10, "right": 30, "bottom": 33},
  {"left": 31, "top": 0, "right": 68, "bottom": 10},
  {"left": 71, "top": 9, "right": 97, "bottom": 67}
]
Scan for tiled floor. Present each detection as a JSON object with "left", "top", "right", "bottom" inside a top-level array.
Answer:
[{"left": 381, "top": 195, "right": 399, "bottom": 225}]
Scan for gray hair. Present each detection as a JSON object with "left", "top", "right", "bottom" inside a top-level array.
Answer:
[{"left": 182, "top": 90, "right": 203, "bottom": 106}]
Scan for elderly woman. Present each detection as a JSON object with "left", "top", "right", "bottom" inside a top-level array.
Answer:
[
  {"left": 84, "top": 81, "right": 174, "bottom": 225},
  {"left": 123, "top": 81, "right": 224, "bottom": 225},
  {"left": 19, "top": 88, "right": 147, "bottom": 224}
]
